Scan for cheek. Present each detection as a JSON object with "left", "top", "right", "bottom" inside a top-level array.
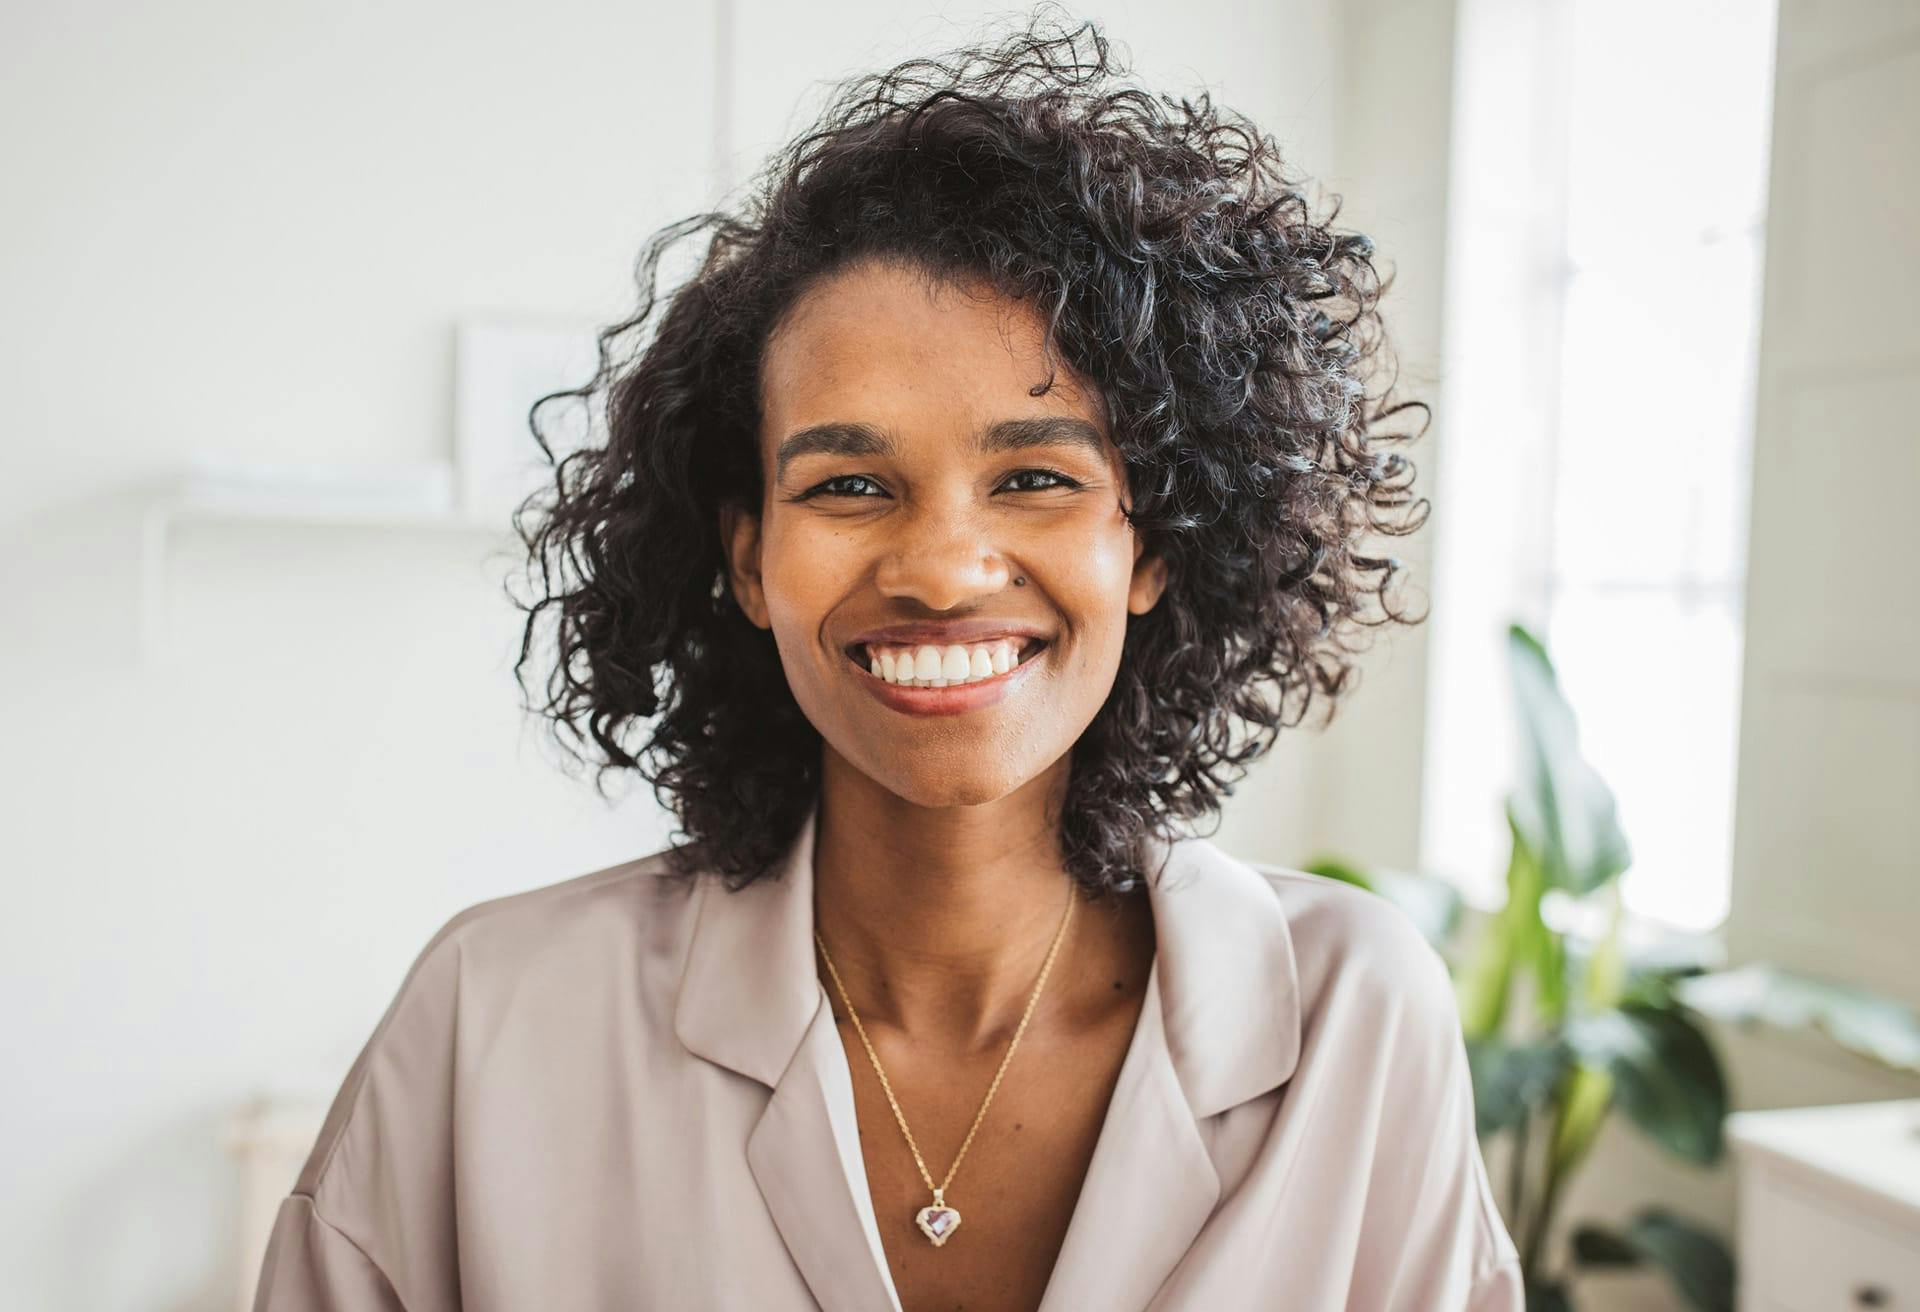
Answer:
[
  {"left": 757, "top": 515, "right": 861, "bottom": 650},
  {"left": 1039, "top": 515, "right": 1142, "bottom": 639}
]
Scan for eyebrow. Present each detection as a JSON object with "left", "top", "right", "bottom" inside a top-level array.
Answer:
[{"left": 772, "top": 416, "right": 1109, "bottom": 481}]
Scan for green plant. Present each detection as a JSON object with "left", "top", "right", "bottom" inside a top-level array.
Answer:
[{"left": 1303, "top": 622, "right": 1920, "bottom": 1311}]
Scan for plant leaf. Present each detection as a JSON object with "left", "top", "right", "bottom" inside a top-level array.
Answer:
[
  {"left": 1569, "top": 1223, "right": 1639, "bottom": 1267},
  {"left": 1619, "top": 1208, "right": 1735, "bottom": 1312},
  {"left": 1467, "top": 1035, "right": 1570, "bottom": 1140},
  {"left": 1675, "top": 962, "right": 1920, "bottom": 1075},
  {"left": 1549, "top": 1059, "right": 1615, "bottom": 1175},
  {"left": 1505, "top": 622, "right": 1632, "bottom": 897},
  {"left": 1524, "top": 1280, "right": 1573, "bottom": 1312},
  {"left": 1300, "top": 856, "right": 1373, "bottom": 893},
  {"left": 1565, "top": 1004, "right": 1727, "bottom": 1165},
  {"left": 1567, "top": 1211, "right": 1734, "bottom": 1311},
  {"left": 1499, "top": 809, "right": 1570, "bottom": 1023},
  {"left": 1580, "top": 882, "right": 1627, "bottom": 1014},
  {"left": 1456, "top": 811, "right": 1539, "bottom": 1039}
]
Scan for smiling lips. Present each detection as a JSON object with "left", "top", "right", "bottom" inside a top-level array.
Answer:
[
  {"left": 844, "top": 635, "right": 1047, "bottom": 716},
  {"left": 860, "top": 637, "right": 1040, "bottom": 688}
]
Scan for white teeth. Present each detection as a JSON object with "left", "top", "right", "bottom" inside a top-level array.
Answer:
[{"left": 862, "top": 638, "right": 1038, "bottom": 687}]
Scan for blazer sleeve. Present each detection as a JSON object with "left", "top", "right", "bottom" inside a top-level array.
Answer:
[
  {"left": 1467, "top": 1253, "right": 1526, "bottom": 1311},
  {"left": 1388, "top": 932, "right": 1526, "bottom": 1312},
  {"left": 1329, "top": 889, "right": 1525, "bottom": 1312},
  {"left": 251, "top": 1195, "right": 409, "bottom": 1311},
  {"left": 251, "top": 917, "right": 468, "bottom": 1312}
]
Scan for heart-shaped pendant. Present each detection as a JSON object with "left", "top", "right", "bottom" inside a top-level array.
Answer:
[{"left": 915, "top": 1201, "right": 962, "bottom": 1246}]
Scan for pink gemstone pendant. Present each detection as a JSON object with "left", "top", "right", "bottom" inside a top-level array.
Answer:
[{"left": 915, "top": 1192, "right": 962, "bottom": 1246}]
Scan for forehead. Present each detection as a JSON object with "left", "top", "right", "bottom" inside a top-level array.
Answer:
[{"left": 757, "top": 257, "right": 1107, "bottom": 450}]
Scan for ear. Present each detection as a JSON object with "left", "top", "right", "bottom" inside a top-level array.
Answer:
[
  {"left": 718, "top": 501, "right": 771, "bottom": 629},
  {"left": 1127, "top": 533, "right": 1168, "bottom": 616}
]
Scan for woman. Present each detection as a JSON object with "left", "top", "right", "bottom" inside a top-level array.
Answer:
[{"left": 253, "top": 15, "right": 1522, "bottom": 1311}]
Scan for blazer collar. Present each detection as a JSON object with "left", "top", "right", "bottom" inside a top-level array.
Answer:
[
  {"left": 672, "top": 798, "right": 1304, "bottom": 1310},
  {"left": 672, "top": 798, "right": 1302, "bottom": 1115}
]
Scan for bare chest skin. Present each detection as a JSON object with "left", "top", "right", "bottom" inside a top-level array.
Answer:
[{"left": 827, "top": 903, "right": 1154, "bottom": 1312}]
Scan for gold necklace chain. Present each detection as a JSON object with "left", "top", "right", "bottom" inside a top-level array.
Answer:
[{"left": 813, "top": 882, "right": 1076, "bottom": 1247}]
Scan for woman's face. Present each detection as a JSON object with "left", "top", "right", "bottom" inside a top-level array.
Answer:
[{"left": 722, "top": 256, "right": 1167, "bottom": 810}]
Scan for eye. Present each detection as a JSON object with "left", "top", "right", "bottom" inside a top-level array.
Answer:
[
  {"left": 1000, "top": 468, "right": 1083, "bottom": 493},
  {"left": 797, "top": 474, "right": 888, "bottom": 500}
]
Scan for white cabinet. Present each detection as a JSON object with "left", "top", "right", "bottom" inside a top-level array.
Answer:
[{"left": 1728, "top": 1099, "right": 1920, "bottom": 1311}]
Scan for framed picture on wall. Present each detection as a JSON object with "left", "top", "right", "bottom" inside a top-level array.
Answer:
[{"left": 453, "top": 315, "right": 606, "bottom": 529}]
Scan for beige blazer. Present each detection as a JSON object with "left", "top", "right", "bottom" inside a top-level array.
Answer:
[{"left": 252, "top": 802, "right": 1524, "bottom": 1310}]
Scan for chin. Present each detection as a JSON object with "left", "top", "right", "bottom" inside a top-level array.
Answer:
[{"left": 875, "top": 767, "right": 1035, "bottom": 811}]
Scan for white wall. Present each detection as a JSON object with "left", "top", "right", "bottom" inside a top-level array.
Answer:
[
  {"left": 1726, "top": 0, "right": 1920, "bottom": 1020},
  {"left": 1233, "top": 0, "right": 1457, "bottom": 880},
  {"left": 0, "top": 2, "right": 1343, "bottom": 1305},
  {"left": 0, "top": 4, "right": 720, "bottom": 1305}
]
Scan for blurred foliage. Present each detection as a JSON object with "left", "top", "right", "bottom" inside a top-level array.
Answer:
[{"left": 1306, "top": 622, "right": 1920, "bottom": 1310}]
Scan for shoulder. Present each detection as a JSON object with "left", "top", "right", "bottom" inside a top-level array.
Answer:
[
  {"left": 338, "top": 843, "right": 716, "bottom": 1044},
  {"left": 1243, "top": 857, "right": 1463, "bottom": 1060},
  {"left": 291, "top": 842, "right": 703, "bottom": 1197},
  {"left": 1250, "top": 860, "right": 1453, "bottom": 989},
  {"left": 1239, "top": 857, "right": 1522, "bottom": 1297},
  {"left": 269, "top": 852, "right": 710, "bottom": 1306},
  {"left": 356, "top": 840, "right": 712, "bottom": 1052},
  {"left": 421, "top": 841, "right": 701, "bottom": 970}
]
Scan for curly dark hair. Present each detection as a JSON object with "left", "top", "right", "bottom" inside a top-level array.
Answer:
[{"left": 508, "top": 8, "right": 1429, "bottom": 899}]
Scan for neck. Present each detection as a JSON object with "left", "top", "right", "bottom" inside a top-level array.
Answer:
[{"left": 810, "top": 748, "right": 1152, "bottom": 1051}]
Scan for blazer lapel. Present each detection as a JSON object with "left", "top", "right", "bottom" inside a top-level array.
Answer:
[
  {"left": 746, "top": 994, "right": 904, "bottom": 1312},
  {"left": 674, "top": 805, "right": 903, "bottom": 1312},
  {"left": 1033, "top": 952, "right": 1218, "bottom": 1311},
  {"left": 1036, "top": 829, "right": 1305, "bottom": 1311}
]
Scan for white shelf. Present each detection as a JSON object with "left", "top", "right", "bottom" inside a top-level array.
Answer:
[{"left": 140, "top": 458, "right": 518, "bottom": 660}]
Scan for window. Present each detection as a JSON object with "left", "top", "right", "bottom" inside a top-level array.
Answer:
[{"left": 1422, "top": 0, "right": 1778, "bottom": 934}]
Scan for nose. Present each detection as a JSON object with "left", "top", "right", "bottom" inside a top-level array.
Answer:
[{"left": 873, "top": 500, "right": 1014, "bottom": 611}]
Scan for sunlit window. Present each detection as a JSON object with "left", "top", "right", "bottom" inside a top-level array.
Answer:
[{"left": 1421, "top": 0, "right": 1778, "bottom": 934}]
